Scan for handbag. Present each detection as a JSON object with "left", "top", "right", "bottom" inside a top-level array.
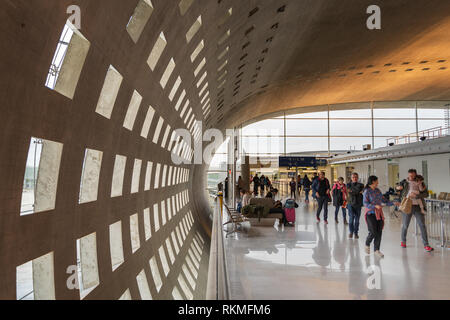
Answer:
[{"left": 399, "top": 197, "right": 412, "bottom": 214}]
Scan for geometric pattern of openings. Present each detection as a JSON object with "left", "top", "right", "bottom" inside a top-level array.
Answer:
[{"left": 4, "top": 0, "right": 209, "bottom": 301}]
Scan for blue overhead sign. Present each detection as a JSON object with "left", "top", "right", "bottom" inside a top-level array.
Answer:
[{"left": 279, "top": 156, "right": 317, "bottom": 168}]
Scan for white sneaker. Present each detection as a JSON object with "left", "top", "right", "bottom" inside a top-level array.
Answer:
[{"left": 375, "top": 250, "right": 384, "bottom": 258}]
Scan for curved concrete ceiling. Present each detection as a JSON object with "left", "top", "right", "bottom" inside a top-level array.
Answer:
[
  {"left": 200, "top": 0, "right": 450, "bottom": 129},
  {"left": 1, "top": 0, "right": 450, "bottom": 300}
]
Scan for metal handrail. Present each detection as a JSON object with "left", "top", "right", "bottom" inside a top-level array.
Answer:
[
  {"left": 425, "top": 199, "right": 450, "bottom": 248},
  {"left": 387, "top": 126, "right": 449, "bottom": 146},
  {"left": 206, "top": 196, "right": 230, "bottom": 300}
]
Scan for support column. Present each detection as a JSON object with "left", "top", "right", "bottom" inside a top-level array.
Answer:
[{"left": 241, "top": 155, "right": 250, "bottom": 192}]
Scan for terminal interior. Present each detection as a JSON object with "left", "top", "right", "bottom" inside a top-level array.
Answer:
[{"left": 1, "top": 0, "right": 450, "bottom": 300}]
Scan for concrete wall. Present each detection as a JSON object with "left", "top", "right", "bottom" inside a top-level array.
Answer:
[
  {"left": 398, "top": 153, "right": 450, "bottom": 195},
  {"left": 334, "top": 153, "right": 450, "bottom": 195},
  {"left": 0, "top": 0, "right": 210, "bottom": 300}
]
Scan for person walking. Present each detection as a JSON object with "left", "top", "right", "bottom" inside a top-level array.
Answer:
[
  {"left": 252, "top": 174, "right": 260, "bottom": 197},
  {"left": 311, "top": 172, "right": 319, "bottom": 201},
  {"left": 260, "top": 175, "right": 266, "bottom": 196},
  {"left": 397, "top": 169, "right": 434, "bottom": 252},
  {"left": 347, "top": 173, "right": 364, "bottom": 239},
  {"left": 332, "top": 177, "right": 348, "bottom": 224},
  {"left": 289, "top": 177, "right": 296, "bottom": 199},
  {"left": 237, "top": 176, "right": 245, "bottom": 193},
  {"left": 363, "top": 176, "right": 398, "bottom": 258},
  {"left": 297, "top": 175, "right": 303, "bottom": 198},
  {"left": 224, "top": 177, "right": 229, "bottom": 199},
  {"left": 312, "top": 172, "right": 331, "bottom": 224},
  {"left": 303, "top": 174, "right": 312, "bottom": 203}
]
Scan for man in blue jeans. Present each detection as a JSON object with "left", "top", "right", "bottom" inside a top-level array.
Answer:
[
  {"left": 312, "top": 172, "right": 331, "bottom": 224},
  {"left": 347, "top": 173, "right": 365, "bottom": 239}
]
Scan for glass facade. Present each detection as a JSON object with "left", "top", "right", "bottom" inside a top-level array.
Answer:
[{"left": 239, "top": 102, "right": 450, "bottom": 156}]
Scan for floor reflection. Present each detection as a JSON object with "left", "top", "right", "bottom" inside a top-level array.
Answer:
[{"left": 225, "top": 202, "right": 450, "bottom": 300}]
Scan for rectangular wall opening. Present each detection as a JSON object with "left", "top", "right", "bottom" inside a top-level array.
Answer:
[
  {"left": 186, "top": 16, "right": 202, "bottom": 43},
  {"left": 190, "top": 40, "right": 204, "bottom": 62},
  {"left": 179, "top": 0, "right": 194, "bottom": 16},
  {"left": 143, "top": 207, "right": 152, "bottom": 240},
  {"left": 119, "top": 289, "right": 132, "bottom": 300},
  {"left": 76, "top": 232, "right": 100, "bottom": 299},
  {"left": 154, "top": 163, "right": 161, "bottom": 189},
  {"left": 109, "top": 221, "right": 125, "bottom": 271},
  {"left": 45, "top": 20, "right": 90, "bottom": 99},
  {"left": 194, "top": 58, "right": 206, "bottom": 77},
  {"left": 131, "top": 159, "right": 142, "bottom": 194},
  {"left": 169, "top": 76, "right": 182, "bottom": 101},
  {"left": 147, "top": 32, "right": 167, "bottom": 71},
  {"left": 126, "top": 0, "right": 154, "bottom": 43},
  {"left": 144, "top": 161, "right": 153, "bottom": 191},
  {"left": 140, "top": 105, "right": 156, "bottom": 139},
  {"left": 160, "top": 58, "right": 176, "bottom": 89},
  {"left": 79, "top": 148, "right": 103, "bottom": 204},
  {"left": 123, "top": 90, "right": 143, "bottom": 131},
  {"left": 16, "top": 252, "right": 55, "bottom": 300},
  {"left": 111, "top": 155, "right": 127, "bottom": 197},
  {"left": 153, "top": 117, "right": 164, "bottom": 144},
  {"left": 149, "top": 256, "right": 163, "bottom": 292},
  {"left": 153, "top": 203, "right": 160, "bottom": 232},
  {"left": 130, "top": 213, "right": 141, "bottom": 253},
  {"left": 21, "top": 137, "right": 63, "bottom": 216},
  {"left": 136, "top": 270, "right": 152, "bottom": 300},
  {"left": 95, "top": 65, "right": 123, "bottom": 119}
]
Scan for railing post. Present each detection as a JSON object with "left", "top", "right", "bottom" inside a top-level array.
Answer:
[
  {"left": 440, "top": 202, "right": 446, "bottom": 248},
  {"left": 218, "top": 192, "right": 223, "bottom": 216}
]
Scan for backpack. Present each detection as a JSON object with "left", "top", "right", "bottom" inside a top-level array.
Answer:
[{"left": 284, "top": 199, "right": 298, "bottom": 209}]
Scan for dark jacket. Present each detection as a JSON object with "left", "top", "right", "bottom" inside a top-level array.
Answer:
[
  {"left": 303, "top": 177, "right": 312, "bottom": 189},
  {"left": 312, "top": 178, "right": 330, "bottom": 197},
  {"left": 332, "top": 183, "right": 346, "bottom": 207},
  {"left": 347, "top": 182, "right": 365, "bottom": 207},
  {"left": 398, "top": 178, "right": 428, "bottom": 209}
]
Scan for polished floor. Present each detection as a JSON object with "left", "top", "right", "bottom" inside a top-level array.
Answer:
[{"left": 224, "top": 200, "right": 450, "bottom": 300}]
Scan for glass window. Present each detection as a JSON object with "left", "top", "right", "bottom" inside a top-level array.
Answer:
[
  {"left": 242, "top": 119, "right": 284, "bottom": 135},
  {"left": 329, "top": 108, "right": 371, "bottom": 118},
  {"left": 418, "top": 119, "right": 446, "bottom": 132},
  {"left": 373, "top": 108, "right": 416, "bottom": 119},
  {"left": 285, "top": 119, "right": 328, "bottom": 136},
  {"left": 285, "top": 137, "right": 328, "bottom": 153},
  {"left": 373, "top": 120, "right": 416, "bottom": 136},
  {"left": 417, "top": 108, "right": 447, "bottom": 119},
  {"left": 330, "top": 119, "right": 372, "bottom": 136},
  {"left": 330, "top": 137, "right": 373, "bottom": 151},
  {"left": 242, "top": 136, "right": 283, "bottom": 154},
  {"left": 285, "top": 111, "right": 327, "bottom": 119}
]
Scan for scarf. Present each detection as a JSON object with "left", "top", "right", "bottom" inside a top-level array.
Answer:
[{"left": 365, "top": 207, "right": 385, "bottom": 229}]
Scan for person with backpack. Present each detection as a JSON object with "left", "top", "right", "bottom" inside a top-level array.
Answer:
[
  {"left": 252, "top": 174, "right": 260, "bottom": 196},
  {"left": 289, "top": 177, "right": 296, "bottom": 199},
  {"left": 347, "top": 173, "right": 365, "bottom": 239},
  {"left": 312, "top": 172, "right": 331, "bottom": 224},
  {"left": 260, "top": 175, "right": 266, "bottom": 196},
  {"left": 332, "top": 177, "right": 348, "bottom": 224},
  {"left": 303, "top": 175, "right": 312, "bottom": 203},
  {"left": 311, "top": 172, "right": 319, "bottom": 201}
]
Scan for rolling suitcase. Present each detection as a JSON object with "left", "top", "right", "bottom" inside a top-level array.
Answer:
[{"left": 285, "top": 208, "right": 296, "bottom": 223}]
